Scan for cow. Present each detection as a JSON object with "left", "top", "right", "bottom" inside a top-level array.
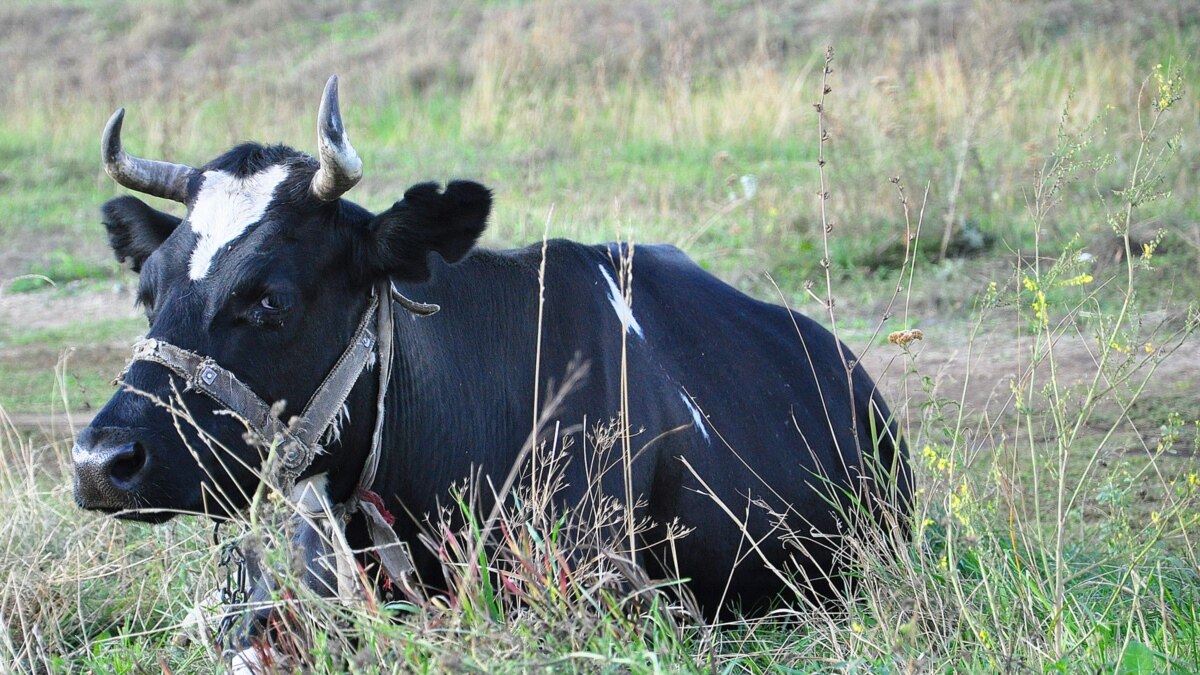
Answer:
[{"left": 72, "top": 76, "right": 911, "bottom": 630}]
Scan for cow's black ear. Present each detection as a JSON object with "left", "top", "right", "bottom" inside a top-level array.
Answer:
[
  {"left": 102, "top": 196, "right": 181, "bottom": 273},
  {"left": 365, "top": 181, "right": 491, "bottom": 281}
]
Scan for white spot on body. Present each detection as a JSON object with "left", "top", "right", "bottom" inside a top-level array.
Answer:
[
  {"left": 598, "top": 264, "right": 644, "bottom": 338},
  {"left": 179, "top": 588, "right": 224, "bottom": 635},
  {"left": 188, "top": 165, "right": 290, "bottom": 280},
  {"left": 292, "top": 473, "right": 329, "bottom": 514},
  {"left": 231, "top": 646, "right": 277, "bottom": 675},
  {"left": 679, "top": 390, "right": 711, "bottom": 443}
]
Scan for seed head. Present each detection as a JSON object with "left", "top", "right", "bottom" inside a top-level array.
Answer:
[{"left": 888, "top": 328, "right": 925, "bottom": 347}]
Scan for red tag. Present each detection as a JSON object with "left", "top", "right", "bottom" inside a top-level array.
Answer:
[{"left": 357, "top": 488, "right": 396, "bottom": 526}]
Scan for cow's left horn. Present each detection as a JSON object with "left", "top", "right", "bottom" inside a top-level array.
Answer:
[
  {"left": 310, "top": 75, "right": 363, "bottom": 202},
  {"left": 102, "top": 108, "right": 197, "bottom": 203}
]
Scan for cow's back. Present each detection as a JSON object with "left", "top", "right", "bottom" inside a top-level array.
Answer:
[{"left": 553, "top": 242, "right": 907, "bottom": 613}]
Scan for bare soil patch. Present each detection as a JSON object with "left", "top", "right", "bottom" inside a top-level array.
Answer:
[
  {"left": 0, "top": 285, "right": 140, "bottom": 334},
  {"left": 859, "top": 315, "right": 1200, "bottom": 456},
  {"left": 866, "top": 320, "right": 1200, "bottom": 412}
]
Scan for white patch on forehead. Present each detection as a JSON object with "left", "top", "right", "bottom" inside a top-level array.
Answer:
[
  {"left": 598, "top": 264, "right": 644, "bottom": 338},
  {"left": 679, "top": 390, "right": 711, "bottom": 443},
  {"left": 187, "top": 165, "right": 290, "bottom": 280}
]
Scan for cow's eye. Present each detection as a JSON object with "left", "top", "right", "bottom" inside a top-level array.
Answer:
[
  {"left": 259, "top": 294, "right": 285, "bottom": 313},
  {"left": 248, "top": 292, "right": 294, "bottom": 327},
  {"left": 237, "top": 288, "right": 294, "bottom": 328}
]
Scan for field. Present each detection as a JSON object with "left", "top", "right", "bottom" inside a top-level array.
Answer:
[{"left": 2, "top": 0, "right": 1199, "bottom": 671}]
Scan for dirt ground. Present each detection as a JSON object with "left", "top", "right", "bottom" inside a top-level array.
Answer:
[
  {"left": 4, "top": 285, "right": 1197, "bottom": 452},
  {"left": 0, "top": 285, "right": 141, "bottom": 331}
]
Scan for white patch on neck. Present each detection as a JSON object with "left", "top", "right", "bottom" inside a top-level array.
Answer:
[
  {"left": 679, "top": 390, "right": 711, "bottom": 443},
  {"left": 598, "top": 264, "right": 644, "bottom": 338},
  {"left": 292, "top": 473, "right": 329, "bottom": 514},
  {"left": 187, "top": 165, "right": 290, "bottom": 280}
]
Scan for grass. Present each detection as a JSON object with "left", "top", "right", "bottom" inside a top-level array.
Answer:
[
  {"left": 2, "top": 0, "right": 1200, "bottom": 671},
  {"left": 5, "top": 251, "right": 119, "bottom": 293},
  {"left": 4, "top": 6, "right": 1199, "bottom": 301},
  {"left": 0, "top": 316, "right": 142, "bottom": 414}
]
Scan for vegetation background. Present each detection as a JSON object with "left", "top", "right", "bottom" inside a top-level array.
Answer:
[{"left": 0, "top": 0, "right": 1198, "bottom": 671}]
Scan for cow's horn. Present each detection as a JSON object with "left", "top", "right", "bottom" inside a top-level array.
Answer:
[
  {"left": 310, "top": 75, "right": 363, "bottom": 202},
  {"left": 101, "top": 108, "right": 197, "bottom": 203}
]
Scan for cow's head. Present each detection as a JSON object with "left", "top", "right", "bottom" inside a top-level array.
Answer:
[{"left": 72, "top": 77, "right": 491, "bottom": 522}]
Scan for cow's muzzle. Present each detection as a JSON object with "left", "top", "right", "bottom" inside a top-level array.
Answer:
[{"left": 72, "top": 426, "right": 150, "bottom": 513}]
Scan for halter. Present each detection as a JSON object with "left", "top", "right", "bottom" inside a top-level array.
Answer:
[{"left": 116, "top": 282, "right": 435, "bottom": 592}]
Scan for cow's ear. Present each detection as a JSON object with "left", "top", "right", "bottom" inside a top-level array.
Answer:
[
  {"left": 365, "top": 181, "right": 491, "bottom": 281},
  {"left": 102, "top": 196, "right": 181, "bottom": 273}
]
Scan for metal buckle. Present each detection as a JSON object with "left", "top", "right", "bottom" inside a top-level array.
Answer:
[
  {"left": 280, "top": 438, "right": 312, "bottom": 470},
  {"left": 198, "top": 359, "right": 219, "bottom": 386}
]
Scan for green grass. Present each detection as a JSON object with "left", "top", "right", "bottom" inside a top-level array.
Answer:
[
  {"left": 0, "top": 316, "right": 142, "bottom": 347},
  {"left": 0, "top": 316, "right": 142, "bottom": 413},
  {"left": 6, "top": 251, "right": 119, "bottom": 293}
]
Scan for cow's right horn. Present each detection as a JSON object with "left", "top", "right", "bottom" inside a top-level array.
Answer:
[
  {"left": 101, "top": 108, "right": 197, "bottom": 204},
  {"left": 309, "top": 75, "right": 363, "bottom": 203}
]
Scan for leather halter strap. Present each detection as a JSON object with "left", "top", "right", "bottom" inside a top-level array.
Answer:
[{"left": 119, "top": 289, "right": 379, "bottom": 491}]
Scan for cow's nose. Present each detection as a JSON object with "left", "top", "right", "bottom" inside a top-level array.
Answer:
[{"left": 73, "top": 435, "right": 149, "bottom": 509}]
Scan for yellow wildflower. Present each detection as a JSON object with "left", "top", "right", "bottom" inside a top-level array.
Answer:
[
  {"left": 978, "top": 629, "right": 991, "bottom": 648},
  {"left": 1058, "top": 273, "right": 1093, "bottom": 287},
  {"left": 1031, "top": 290, "right": 1047, "bottom": 324}
]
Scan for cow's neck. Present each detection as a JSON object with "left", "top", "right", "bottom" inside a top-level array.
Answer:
[{"left": 372, "top": 256, "right": 541, "bottom": 524}]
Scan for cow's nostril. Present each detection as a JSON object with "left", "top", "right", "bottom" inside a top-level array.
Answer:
[{"left": 108, "top": 443, "right": 147, "bottom": 485}]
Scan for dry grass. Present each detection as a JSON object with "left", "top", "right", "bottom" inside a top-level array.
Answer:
[
  {"left": 3, "top": 1, "right": 1197, "bottom": 251},
  {"left": 2, "top": 1, "right": 1200, "bottom": 671}
]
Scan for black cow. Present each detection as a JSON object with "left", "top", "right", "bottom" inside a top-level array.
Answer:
[{"left": 73, "top": 77, "right": 910, "bottom": 621}]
